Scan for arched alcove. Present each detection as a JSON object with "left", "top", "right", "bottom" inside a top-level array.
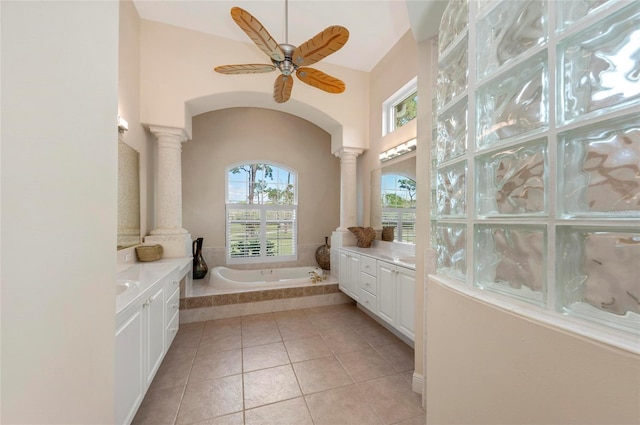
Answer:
[{"left": 186, "top": 91, "right": 343, "bottom": 151}]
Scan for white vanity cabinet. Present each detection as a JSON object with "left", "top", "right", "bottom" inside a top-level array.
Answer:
[
  {"left": 116, "top": 281, "right": 166, "bottom": 425},
  {"left": 115, "top": 261, "right": 187, "bottom": 425},
  {"left": 376, "top": 261, "right": 415, "bottom": 340},
  {"left": 338, "top": 250, "right": 361, "bottom": 301},
  {"left": 338, "top": 247, "right": 416, "bottom": 342}
]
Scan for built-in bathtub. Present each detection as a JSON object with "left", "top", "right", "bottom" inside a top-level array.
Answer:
[
  {"left": 181, "top": 265, "right": 350, "bottom": 323},
  {"left": 210, "top": 266, "right": 326, "bottom": 290}
]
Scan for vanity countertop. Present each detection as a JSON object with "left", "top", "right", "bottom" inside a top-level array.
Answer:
[
  {"left": 340, "top": 244, "right": 416, "bottom": 270},
  {"left": 116, "top": 257, "right": 191, "bottom": 315}
]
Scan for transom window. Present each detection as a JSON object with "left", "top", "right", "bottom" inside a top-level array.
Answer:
[
  {"left": 226, "top": 163, "right": 297, "bottom": 263},
  {"left": 382, "top": 77, "right": 418, "bottom": 136},
  {"left": 381, "top": 174, "right": 416, "bottom": 244}
]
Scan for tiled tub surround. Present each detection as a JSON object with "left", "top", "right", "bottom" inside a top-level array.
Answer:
[
  {"left": 179, "top": 242, "right": 352, "bottom": 323},
  {"left": 132, "top": 304, "right": 425, "bottom": 425},
  {"left": 180, "top": 271, "right": 351, "bottom": 323}
]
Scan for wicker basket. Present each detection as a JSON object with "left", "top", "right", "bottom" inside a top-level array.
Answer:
[
  {"left": 348, "top": 226, "right": 376, "bottom": 248},
  {"left": 135, "top": 244, "right": 163, "bottom": 262},
  {"left": 382, "top": 226, "right": 395, "bottom": 242}
]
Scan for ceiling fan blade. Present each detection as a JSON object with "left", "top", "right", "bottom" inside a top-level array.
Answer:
[
  {"left": 296, "top": 67, "right": 345, "bottom": 94},
  {"left": 292, "top": 26, "right": 349, "bottom": 67},
  {"left": 230, "top": 7, "right": 285, "bottom": 62},
  {"left": 214, "top": 64, "right": 276, "bottom": 74},
  {"left": 274, "top": 74, "right": 294, "bottom": 103}
]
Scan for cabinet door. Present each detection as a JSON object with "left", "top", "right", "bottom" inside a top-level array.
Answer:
[
  {"left": 338, "top": 250, "right": 349, "bottom": 294},
  {"left": 165, "top": 287, "right": 180, "bottom": 352},
  {"left": 348, "top": 254, "right": 361, "bottom": 301},
  {"left": 115, "top": 308, "right": 143, "bottom": 425},
  {"left": 144, "top": 286, "right": 165, "bottom": 388},
  {"left": 377, "top": 261, "right": 397, "bottom": 325},
  {"left": 396, "top": 267, "right": 415, "bottom": 340}
]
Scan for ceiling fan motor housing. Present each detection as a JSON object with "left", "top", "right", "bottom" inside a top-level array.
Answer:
[{"left": 272, "top": 44, "right": 297, "bottom": 76}]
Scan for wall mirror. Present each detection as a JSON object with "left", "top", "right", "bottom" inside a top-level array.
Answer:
[
  {"left": 117, "top": 140, "right": 141, "bottom": 250},
  {"left": 371, "top": 153, "right": 417, "bottom": 244}
]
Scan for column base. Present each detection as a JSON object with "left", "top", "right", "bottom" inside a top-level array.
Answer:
[
  {"left": 144, "top": 232, "right": 192, "bottom": 258},
  {"left": 330, "top": 230, "right": 357, "bottom": 250}
]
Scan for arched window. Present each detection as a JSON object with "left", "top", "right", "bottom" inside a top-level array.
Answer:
[
  {"left": 226, "top": 162, "right": 297, "bottom": 263},
  {"left": 381, "top": 174, "right": 416, "bottom": 243}
]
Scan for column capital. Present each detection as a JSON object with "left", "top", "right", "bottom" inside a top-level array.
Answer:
[
  {"left": 333, "top": 147, "right": 363, "bottom": 160},
  {"left": 149, "top": 126, "right": 189, "bottom": 143}
]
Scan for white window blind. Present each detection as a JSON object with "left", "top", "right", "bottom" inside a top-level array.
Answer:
[{"left": 226, "top": 163, "right": 297, "bottom": 263}]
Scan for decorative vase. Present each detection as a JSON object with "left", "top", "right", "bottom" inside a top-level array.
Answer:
[
  {"left": 382, "top": 226, "right": 395, "bottom": 242},
  {"left": 315, "top": 236, "right": 331, "bottom": 270},
  {"left": 192, "top": 237, "right": 208, "bottom": 279}
]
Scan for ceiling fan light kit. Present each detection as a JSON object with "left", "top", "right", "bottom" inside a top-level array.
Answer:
[{"left": 214, "top": 3, "right": 349, "bottom": 103}]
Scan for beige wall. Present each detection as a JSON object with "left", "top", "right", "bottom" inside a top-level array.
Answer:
[
  {"left": 360, "top": 29, "right": 429, "bottom": 383},
  {"left": 361, "top": 30, "right": 419, "bottom": 228},
  {"left": 182, "top": 108, "right": 340, "bottom": 267},
  {"left": 426, "top": 280, "right": 640, "bottom": 424},
  {"left": 117, "top": 0, "right": 157, "bottom": 267},
  {"left": 1, "top": 1, "right": 118, "bottom": 422},
  {"left": 139, "top": 19, "right": 369, "bottom": 154}
]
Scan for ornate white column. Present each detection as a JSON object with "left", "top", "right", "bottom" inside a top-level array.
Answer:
[
  {"left": 144, "top": 126, "right": 192, "bottom": 257},
  {"left": 331, "top": 147, "right": 363, "bottom": 249}
]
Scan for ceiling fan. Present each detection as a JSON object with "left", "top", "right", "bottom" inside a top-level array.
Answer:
[{"left": 214, "top": 1, "right": 349, "bottom": 103}]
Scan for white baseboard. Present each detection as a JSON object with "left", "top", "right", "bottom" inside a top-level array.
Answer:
[{"left": 412, "top": 372, "right": 424, "bottom": 395}]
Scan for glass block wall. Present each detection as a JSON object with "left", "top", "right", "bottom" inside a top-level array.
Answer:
[{"left": 434, "top": 0, "right": 640, "bottom": 335}]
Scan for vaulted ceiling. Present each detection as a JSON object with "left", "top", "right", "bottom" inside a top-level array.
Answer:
[{"left": 133, "top": 0, "right": 445, "bottom": 72}]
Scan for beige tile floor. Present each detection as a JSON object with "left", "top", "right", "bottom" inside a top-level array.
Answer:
[{"left": 133, "top": 302, "right": 425, "bottom": 425}]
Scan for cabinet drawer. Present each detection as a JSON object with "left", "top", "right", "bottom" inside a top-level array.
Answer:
[
  {"left": 359, "top": 288, "right": 376, "bottom": 313},
  {"left": 166, "top": 308, "right": 179, "bottom": 350},
  {"left": 360, "top": 255, "right": 377, "bottom": 277},
  {"left": 359, "top": 272, "right": 377, "bottom": 295},
  {"left": 163, "top": 269, "right": 180, "bottom": 294},
  {"left": 165, "top": 287, "right": 180, "bottom": 319}
]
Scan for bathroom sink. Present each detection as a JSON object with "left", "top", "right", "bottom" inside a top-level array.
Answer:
[
  {"left": 395, "top": 256, "right": 416, "bottom": 265},
  {"left": 116, "top": 279, "right": 139, "bottom": 296}
]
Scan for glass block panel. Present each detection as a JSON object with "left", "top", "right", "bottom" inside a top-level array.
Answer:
[
  {"left": 431, "top": 189, "right": 437, "bottom": 219},
  {"left": 430, "top": 220, "right": 438, "bottom": 249},
  {"left": 558, "top": 3, "right": 640, "bottom": 125},
  {"left": 436, "top": 161, "right": 467, "bottom": 217},
  {"left": 556, "top": 0, "right": 619, "bottom": 33},
  {"left": 559, "top": 114, "right": 640, "bottom": 218},
  {"left": 477, "top": 0, "right": 547, "bottom": 79},
  {"left": 436, "top": 223, "right": 467, "bottom": 279},
  {"left": 438, "top": 0, "right": 469, "bottom": 55},
  {"left": 436, "top": 98, "right": 468, "bottom": 163},
  {"left": 476, "top": 139, "right": 547, "bottom": 216},
  {"left": 557, "top": 227, "right": 640, "bottom": 334},
  {"left": 437, "top": 37, "right": 468, "bottom": 109},
  {"left": 475, "top": 225, "right": 546, "bottom": 305},
  {"left": 477, "top": 52, "right": 548, "bottom": 149}
]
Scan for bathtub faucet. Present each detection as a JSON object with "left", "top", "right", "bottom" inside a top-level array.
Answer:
[{"left": 308, "top": 270, "right": 322, "bottom": 284}]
